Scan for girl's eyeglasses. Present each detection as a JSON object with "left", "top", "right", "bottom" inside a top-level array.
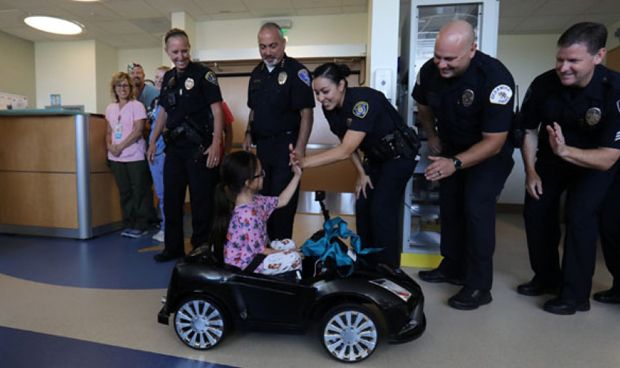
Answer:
[{"left": 253, "top": 169, "right": 266, "bottom": 179}]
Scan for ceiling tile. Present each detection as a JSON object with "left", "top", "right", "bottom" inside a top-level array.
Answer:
[
  {"left": 535, "top": 0, "right": 593, "bottom": 16},
  {"left": 143, "top": 0, "right": 206, "bottom": 16},
  {"left": 102, "top": 0, "right": 165, "bottom": 19},
  {"left": 582, "top": 0, "right": 620, "bottom": 15},
  {"left": 57, "top": 2, "right": 122, "bottom": 21},
  {"left": 93, "top": 20, "right": 145, "bottom": 35},
  {"left": 291, "top": 0, "right": 339, "bottom": 9},
  {"left": 1, "top": 26, "right": 52, "bottom": 42},
  {"left": 0, "top": 8, "right": 26, "bottom": 27},
  {"left": 208, "top": 11, "right": 254, "bottom": 20},
  {"left": 517, "top": 15, "right": 575, "bottom": 33},
  {"left": 242, "top": 0, "right": 294, "bottom": 11},
  {"left": 194, "top": 0, "right": 247, "bottom": 14},
  {"left": 296, "top": 7, "right": 342, "bottom": 16},
  {"left": 249, "top": 9, "right": 294, "bottom": 18},
  {"left": 498, "top": 17, "right": 526, "bottom": 34},
  {"left": 499, "top": 0, "right": 547, "bottom": 17}
]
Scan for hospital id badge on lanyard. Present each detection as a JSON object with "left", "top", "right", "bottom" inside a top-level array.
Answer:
[{"left": 114, "top": 115, "right": 122, "bottom": 140}]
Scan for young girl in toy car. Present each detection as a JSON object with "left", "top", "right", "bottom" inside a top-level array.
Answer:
[{"left": 210, "top": 151, "right": 303, "bottom": 275}]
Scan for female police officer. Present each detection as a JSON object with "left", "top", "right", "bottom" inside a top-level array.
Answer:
[
  {"left": 148, "top": 28, "right": 224, "bottom": 262},
  {"left": 291, "top": 63, "right": 419, "bottom": 269}
]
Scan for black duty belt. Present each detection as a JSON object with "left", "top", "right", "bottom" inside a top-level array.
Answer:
[{"left": 253, "top": 130, "right": 298, "bottom": 141}]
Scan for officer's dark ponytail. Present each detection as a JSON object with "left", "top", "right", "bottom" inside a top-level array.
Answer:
[
  {"left": 314, "top": 63, "right": 351, "bottom": 87},
  {"left": 209, "top": 151, "right": 259, "bottom": 263}
]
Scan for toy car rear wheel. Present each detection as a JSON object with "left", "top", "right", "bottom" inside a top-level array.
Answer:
[
  {"left": 320, "top": 303, "right": 380, "bottom": 363},
  {"left": 174, "top": 297, "right": 226, "bottom": 350}
]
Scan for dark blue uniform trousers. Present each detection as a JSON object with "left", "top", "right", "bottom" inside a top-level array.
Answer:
[
  {"left": 598, "top": 170, "right": 620, "bottom": 290},
  {"left": 162, "top": 144, "right": 219, "bottom": 256},
  {"left": 256, "top": 135, "right": 299, "bottom": 240},
  {"left": 524, "top": 160, "right": 617, "bottom": 301},
  {"left": 356, "top": 157, "right": 417, "bottom": 269},
  {"left": 437, "top": 147, "right": 513, "bottom": 291}
]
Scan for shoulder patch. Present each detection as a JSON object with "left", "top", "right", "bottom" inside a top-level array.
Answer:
[
  {"left": 352, "top": 101, "right": 369, "bottom": 119},
  {"left": 298, "top": 69, "right": 311, "bottom": 86},
  {"left": 489, "top": 84, "right": 513, "bottom": 105},
  {"left": 617, "top": 99, "right": 620, "bottom": 113},
  {"left": 205, "top": 71, "right": 218, "bottom": 86}
]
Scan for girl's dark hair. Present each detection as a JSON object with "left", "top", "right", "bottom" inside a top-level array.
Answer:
[
  {"left": 313, "top": 63, "right": 351, "bottom": 87},
  {"left": 209, "top": 151, "right": 259, "bottom": 263}
]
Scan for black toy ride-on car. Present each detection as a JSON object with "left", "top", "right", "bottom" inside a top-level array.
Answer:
[{"left": 157, "top": 192, "right": 426, "bottom": 363}]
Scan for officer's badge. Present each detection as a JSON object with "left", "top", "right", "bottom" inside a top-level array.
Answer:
[
  {"left": 278, "top": 71, "right": 288, "bottom": 85},
  {"left": 346, "top": 118, "right": 353, "bottom": 127},
  {"left": 184, "top": 77, "right": 194, "bottom": 90},
  {"left": 205, "top": 71, "right": 218, "bottom": 85},
  {"left": 352, "top": 101, "right": 369, "bottom": 119},
  {"left": 585, "top": 107, "right": 602, "bottom": 126},
  {"left": 489, "top": 84, "right": 513, "bottom": 105},
  {"left": 298, "top": 69, "right": 311, "bottom": 86},
  {"left": 461, "top": 89, "right": 475, "bottom": 107}
]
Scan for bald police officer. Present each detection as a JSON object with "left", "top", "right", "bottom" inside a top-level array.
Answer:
[
  {"left": 412, "top": 20, "right": 515, "bottom": 310},
  {"left": 519, "top": 22, "right": 620, "bottom": 314},
  {"left": 244, "top": 22, "right": 315, "bottom": 240}
]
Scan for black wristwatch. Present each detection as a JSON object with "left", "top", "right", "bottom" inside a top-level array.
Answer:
[{"left": 453, "top": 157, "right": 463, "bottom": 171}]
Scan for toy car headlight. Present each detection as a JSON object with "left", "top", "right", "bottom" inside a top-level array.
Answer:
[{"left": 370, "top": 279, "right": 412, "bottom": 302}]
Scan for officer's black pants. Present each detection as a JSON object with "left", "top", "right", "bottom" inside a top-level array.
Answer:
[
  {"left": 356, "top": 156, "right": 416, "bottom": 269},
  {"left": 162, "top": 144, "right": 219, "bottom": 256},
  {"left": 256, "top": 136, "right": 299, "bottom": 240},
  {"left": 523, "top": 160, "right": 616, "bottom": 301},
  {"left": 437, "top": 147, "right": 513, "bottom": 291},
  {"left": 599, "top": 170, "right": 620, "bottom": 290}
]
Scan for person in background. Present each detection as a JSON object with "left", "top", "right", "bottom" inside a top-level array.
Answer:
[
  {"left": 148, "top": 65, "right": 171, "bottom": 243},
  {"left": 129, "top": 63, "right": 159, "bottom": 112},
  {"left": 210, "top": 151, "right": 302, "bottom": 275},
  {"left": 290, "top": 63, "right": 418, "bottom": 269},
  {"left": 244, "top": 22, "right": 315, "bottom": 241},
  {"left": 412, "top": 20, "right": 515, "bottom": 310},
  {"left": 148, "top": 28, "right": 224, "bottom": 262},
  {"left": 518, "top": 22, "right": 620, "bottom": 314},
  {"left": 221, "top": 101, "right": 235, "bottom": 154},
  {"left": 105, "top": 72, "right": 152, "bottom": 239}
]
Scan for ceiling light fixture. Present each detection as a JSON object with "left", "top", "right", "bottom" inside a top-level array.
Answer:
[{"left": 24, "top": 16, "right": 84, "bottom": 35}]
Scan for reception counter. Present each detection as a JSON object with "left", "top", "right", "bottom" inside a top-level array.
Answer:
[{"left": 0, "top": 109, "right": 121, "bottom": 239}]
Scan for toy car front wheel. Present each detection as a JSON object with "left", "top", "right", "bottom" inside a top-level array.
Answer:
[
  {"left": 174, "top": 297, "right": 226, "bottom": 350},
  {"left": 320, "top": 304, "right": 380, "bottom": 363}
]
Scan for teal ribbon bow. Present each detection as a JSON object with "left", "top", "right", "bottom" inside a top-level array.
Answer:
[{"left": 301, "top": 216, "right": 382, "bottom": 276}]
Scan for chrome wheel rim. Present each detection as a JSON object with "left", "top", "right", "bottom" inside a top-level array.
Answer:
[
  {"left": 175, "top": 299, "right": 224, "bottom": 349},
  {"left": 323, "top": 309, "right": 378, "bottom": 362}
]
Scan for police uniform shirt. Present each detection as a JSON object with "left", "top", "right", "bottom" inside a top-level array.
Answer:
[
  {"left": 521, "top": 65, "right": 620, "bottom": 161},
  {"left": 247, "top": 54, "right": 315, "bottom": 136},
  {"left": 323, "top": 87, "right": 400, "bottom": 156},
  {"left": 412, "top": 51, "right": 515, "bottom": 154},
  {"left": 158, "top": 61, "right": 223, "bottom": 130}
]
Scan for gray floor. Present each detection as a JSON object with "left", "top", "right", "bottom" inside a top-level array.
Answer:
[{"left": 1, "top": 213, "right": 619, "bottom": 368}]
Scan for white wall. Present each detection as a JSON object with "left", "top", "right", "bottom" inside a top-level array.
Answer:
[
  {"left": 0, "top": 31, "right": 36, "bottom": 108},
  {"left": 35, "top": 41, "right": 97, "bottom": 112},
  {"left": 95, "top": 41, "right": 118, "bottom": 114},
  {"left": 117, "top": 48, "right": 167, "bottom": 82},
  {"left": 194, "top": 14, "right": 368, "bottom": 60},
  {"left": 496, "top": 34, "right": 558, "bottom": 204}
]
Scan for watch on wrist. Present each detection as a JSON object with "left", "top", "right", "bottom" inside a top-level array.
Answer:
[{"left": 453, "top": 157, "right": 463, "bottom": 170}]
